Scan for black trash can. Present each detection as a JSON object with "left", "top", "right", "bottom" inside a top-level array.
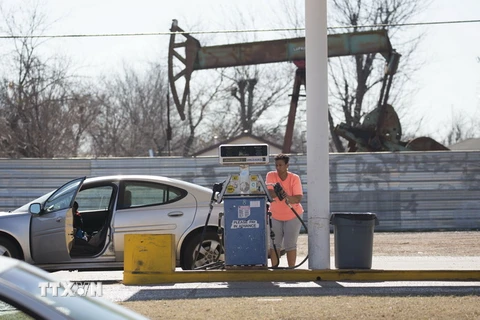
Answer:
[{"left": 330, "top": 212, "right": 379, "bottom": 269}]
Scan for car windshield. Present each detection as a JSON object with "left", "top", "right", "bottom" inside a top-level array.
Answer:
[
  {"left": 1, "top": 265, "right": 142, "bottom": 319},
  {"left": 11, "top": 191, "right": 55, "bottom": 213}
]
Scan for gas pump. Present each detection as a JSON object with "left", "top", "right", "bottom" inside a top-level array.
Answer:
[{"left": 217, "top": 144, "right": 273, "bottom": 269}]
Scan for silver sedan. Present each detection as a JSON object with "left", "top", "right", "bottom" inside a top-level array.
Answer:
[{"left": 0, "top": 175, "right": 224, "bottom": 271}]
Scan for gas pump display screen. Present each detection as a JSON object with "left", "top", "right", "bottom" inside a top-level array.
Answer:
[
  {"left": 218, "top": 144, "right": 269, "bottom": 165},
  {"left": 220, "top": 144, "right": 268, "bottom": 157}
]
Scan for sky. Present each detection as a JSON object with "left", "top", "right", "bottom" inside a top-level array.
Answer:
[{"left": 1, "top": 0, "right": 479, "bottom": 143}]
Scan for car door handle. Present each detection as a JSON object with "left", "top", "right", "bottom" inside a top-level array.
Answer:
[
  {"left": 56, "top": 217, "right": 62, "bottom": 222},
  {"left": 168, "top": 211, "right": 183, "bottom": 217}
]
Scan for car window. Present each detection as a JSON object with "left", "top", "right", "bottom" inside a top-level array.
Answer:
[
  {"left": 44, "top": 178, "right": 85, "bottom": 214},
  {"left": 1, "top": 266, "right": 142, "bottom": 319},
  {"left": 75, "top": 186, "right": 114, "bottom": 211},
  {"left": 12, "top": 191, "right": 54, "bottom": 213},
  {"left": 119, "top": 181, "right": 187, "bottom": 209},
  {"left": 0, "top": 299, "right": 34, "bottom": 319}
]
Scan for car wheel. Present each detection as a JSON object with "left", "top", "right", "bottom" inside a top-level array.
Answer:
[
  {"left": 0, "top": 237, "right": 21, "bottom": 259},
  {"left": 182, "top": 231, "right": 224, "bottom": 270}
]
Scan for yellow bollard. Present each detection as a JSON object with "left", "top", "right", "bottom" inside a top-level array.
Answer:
[{"left": 123, "top": 234, "right": 175, "bottom": 285}]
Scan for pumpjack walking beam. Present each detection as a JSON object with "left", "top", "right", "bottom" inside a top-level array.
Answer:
[{"left": 168, "top": 20, "right": 395, "bottom": 152}]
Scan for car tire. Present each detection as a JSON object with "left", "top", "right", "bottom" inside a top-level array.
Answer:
[
  {"left": 0, "top": 237, "right": 21, "bottom": 259},
  {"left": 182, "top": 230, "right": 224, "bottom": 270}
]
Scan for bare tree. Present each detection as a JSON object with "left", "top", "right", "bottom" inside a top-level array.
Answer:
[
  {"left": 67, "top": 89, "right": 103, "bottom": 157},
  {"left": 196, "top": 65, "right": 293, "bottom": 152},
  {"left": 328, "top": 0, "right": 429, "bottom": 151},
  {"left": 175, "top": 10, "right": 296, "bottom": 150},
  {"left": 88, "top": 64, "right": 171, "bottom": 157},
  {"left": 225, "top": 65, "right": 293, "bottom": 136},
  {"left": 441, "top": 110, "right": 478, "bottom": 147},
  {"left": 178, "top": 74, "right": 225, "bottom": 157},
  {"left": 86, "top": 90, "right": 125, "bottom": 157},
  {"left": 0, "top": 0, "right": 90, "bottom": 158},
  {"left": 269, "top": 0, "right": 429, "bottom": 152}
]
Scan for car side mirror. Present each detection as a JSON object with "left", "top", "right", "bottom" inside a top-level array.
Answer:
[{"left": 29, "top": 203, "right": 42, "bottom": 215}]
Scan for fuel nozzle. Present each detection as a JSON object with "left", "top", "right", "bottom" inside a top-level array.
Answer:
[
  {"left": 273, "top": 183, "right": 287, "bottom": 201},
  {"left": 211, "top": 182, "right": 224, "bottom": 202}
]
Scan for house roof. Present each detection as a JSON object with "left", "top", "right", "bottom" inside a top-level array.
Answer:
[
  {"left": 192, "top": 133, "right": 286, "bottom": 157},
  {"left": 448, "top": 138, "right": 480, "bottom": 151}
]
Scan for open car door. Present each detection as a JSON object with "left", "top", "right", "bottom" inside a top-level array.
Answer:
[{"left": 30, "top": 177, "right": 86, "bottom": 263}]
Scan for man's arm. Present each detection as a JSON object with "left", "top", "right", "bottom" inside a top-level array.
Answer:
[
  {"left": 286, "top": 174, "right": 303, "bottom": 204},
  {"left": 268, "top": 189, "right": 277, "bottom": 200},
  {"left": 265, "top": 172, "right": 277, "bottom": 200},
  {"left": 286, "top": 194, "right": 303, "bottom": 204}
]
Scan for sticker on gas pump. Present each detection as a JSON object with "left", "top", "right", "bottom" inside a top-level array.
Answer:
[
  {"left": 231, "top": 219, "right": 259, "bottom": 229},
  {"left": 238, "top": 205, "right": 250, "bottom": 218},
  {"left": 250, "top": 200, "right": 260, "bottom": 207}
]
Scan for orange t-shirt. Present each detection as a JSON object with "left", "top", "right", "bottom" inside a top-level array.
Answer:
[{"left": 266, "top": 171, "right": 304, "bottom": 221}]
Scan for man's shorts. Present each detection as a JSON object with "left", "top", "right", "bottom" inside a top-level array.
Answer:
[{"left": 268, "top": 217, "right": 302, "bottom": 251}]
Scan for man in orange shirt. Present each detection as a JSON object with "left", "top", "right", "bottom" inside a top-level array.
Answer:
[{"left": 266, "top": 154, "right": 304, "bottom": 267}]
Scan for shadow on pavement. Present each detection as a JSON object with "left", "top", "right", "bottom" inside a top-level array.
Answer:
[{"left": 124, "top": 281, "right": 480, "bottom": 301}]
